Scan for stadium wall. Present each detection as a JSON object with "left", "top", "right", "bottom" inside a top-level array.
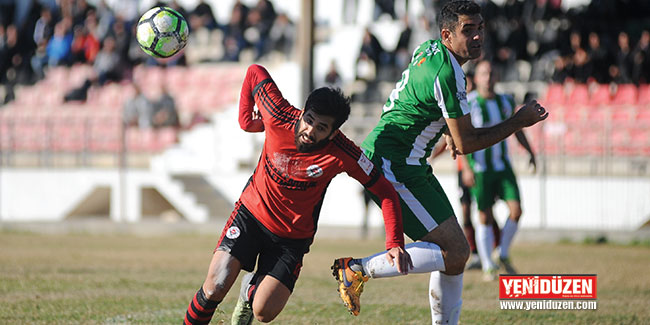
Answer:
[{"left": 1, "top": 168, "right": 648, "bottom": 231}]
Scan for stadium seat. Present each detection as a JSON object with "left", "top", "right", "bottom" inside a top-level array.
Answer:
[
  {"left": 566, "top": 84, "right": 590, "bottom": 106},
  {"left": 610, "top": 128, "right": 634, "bottom": 156},
  {"left": 542, "top": 83, "right": 565, "bottom": 106},
  {"left": 611, "top": 84, "right": 638, "bottom": 106},
  {"left": 629, "top": 128, "right": 650, "bottom": 156},
  {"left": 588, "top": 84, "right": 612, "bottom": 107},
  {"left": 610, "top": 106, "right": 633, "bottom": 124},
  {"left": 637, "top": 84, "right": 650, "bottom": 107},
  {"left": 635, "top": 107, "right": 650, "bottom": 126}
]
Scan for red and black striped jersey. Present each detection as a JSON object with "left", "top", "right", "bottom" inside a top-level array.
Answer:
[{"left": 237, "top": 64, "right": 404, "bottom": 249}]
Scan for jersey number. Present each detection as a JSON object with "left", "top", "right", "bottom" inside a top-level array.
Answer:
[{"left": 383, "top": 69, "right": 410, "bottom": 112}]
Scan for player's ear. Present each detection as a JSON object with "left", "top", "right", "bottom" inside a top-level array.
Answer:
[
  {"left": 328, "top": 129, "right": 339, "bottom": 140},
  {"left": 441, "top": 28, "right": 452, "bottom": 42}
]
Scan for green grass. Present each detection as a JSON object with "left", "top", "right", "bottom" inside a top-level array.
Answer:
[{"left": 1, "top": 230, "right": 649, "bottom": 324}]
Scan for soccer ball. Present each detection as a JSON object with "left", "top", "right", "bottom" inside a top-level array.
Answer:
[{"left": 136, "top": 7, "right": 189, "bottom": 58}]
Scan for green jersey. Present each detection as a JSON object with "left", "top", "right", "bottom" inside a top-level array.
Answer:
[
  {"left": 361, "top": 39, "right": 470, "bottom": 166},
  {"left": 466, "top": 90, "right": 515, "bottom": 172}
]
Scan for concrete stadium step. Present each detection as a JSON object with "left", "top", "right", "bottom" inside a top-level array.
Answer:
[{"left": 172, "top": 174, "right": 233, "bottom": 220}]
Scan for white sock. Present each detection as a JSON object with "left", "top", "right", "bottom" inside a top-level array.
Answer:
[
  {"left": 500, "top": 218, "right": 519, "bottom": 259},
  {"left": 429, "top": 272, "right": 463, "bottom": 325},
  {"left": 361, "top": 241, "right": 445, "bottom": 278},
  {"left": 476, "top": 223, "right": 496, "bottom": 271}
]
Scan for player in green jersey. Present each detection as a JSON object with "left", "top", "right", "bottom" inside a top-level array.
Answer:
[
  {"left": 462, "top": 60, "right": 536, "bottom": 281},
  {"left": 331, "top": 1, "right": 548, "bottom": 324}
]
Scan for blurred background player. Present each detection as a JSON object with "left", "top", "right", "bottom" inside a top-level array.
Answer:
[
  {"left": 183, "top": 64, "right": 410, "bottom": 325},
  {"left": 332, "top": 1, "right": 548, "bottom": 324},
  {"left": 462, "top": 59, "right": 537, "bottom": 281},
  {"left": 430, "top": 69, "right": 500, "bottom": 272}
]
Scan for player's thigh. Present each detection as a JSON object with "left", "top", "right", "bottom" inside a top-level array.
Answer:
[
  {"left": 420, "top": 217, "right": 470, "bottom": 274},
  {"left": 497, "top": 168, "right": 521, "bottom": 203},
  {"left": 203, "top": 250, "right": 242, "bottom": 298},
  {"left": 381, "top": 160, "right": 456, "bottom": 241},
  {"left": 472, "top": 171, "right": 498, "bottom": 211},
  {"left": 251, "top": 275, "right": 291, "bottom": 321}
]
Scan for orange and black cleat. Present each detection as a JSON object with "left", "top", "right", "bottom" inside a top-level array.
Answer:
[{"left": 331, "top": 257, "right": 369, "bottom": 316}]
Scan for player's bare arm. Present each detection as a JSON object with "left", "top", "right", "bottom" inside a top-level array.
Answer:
[
  {"left": 515, "top": 130, "right": 537, "bottom": 172},
  {"left": 445, "top": 100, "right": 548, "bottom": 155}
]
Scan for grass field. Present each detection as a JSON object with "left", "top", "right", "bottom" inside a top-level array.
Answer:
[{"left": 1, "top": 229, "right": 649, "bottom": 324}]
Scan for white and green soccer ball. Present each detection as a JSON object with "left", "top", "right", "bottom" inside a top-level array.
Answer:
[{"left": 136, "top": 7, "right": 189, "bottom": 58}]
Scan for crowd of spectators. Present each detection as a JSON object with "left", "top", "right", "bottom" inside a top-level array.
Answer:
[
  {"left": 341, "top": 0, "right": 650, "bottom": 91},
  {"left": 0, "top": 0, "right": 296, "bottom": 105},
  {"left": 3, "top": 0, "right": 650, "bottom": 107}
]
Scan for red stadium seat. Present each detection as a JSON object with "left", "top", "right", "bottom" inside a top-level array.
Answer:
[
  {"left": 542, "top": 84, "right": 565, "bottom": 106},
  {"left": 611, "top": 84, "right": 638, "bottom": 106},
  {"left": 588, "top": 84, "right": 612, "bottom": 106},
  {"left": 635, "top": 108, "right": 650, "bottom": 126},
  {"left": 637, "top": 84, "right": 650, "bottom": 106},
  {"left": 566, "top": 84, "right": 589, "bottom": 106}
]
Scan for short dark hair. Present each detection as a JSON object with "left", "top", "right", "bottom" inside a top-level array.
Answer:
[
  {"left": 438, "top": 1, "right": 481, "bottom": 32},
  {"left": 304, "top": 87, "right": 351, "bottom": 130}
]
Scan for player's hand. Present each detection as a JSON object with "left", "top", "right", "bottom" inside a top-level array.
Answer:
[
  {"left": 386, "top": 246, "right": 413, "bottom": 275},
  {"left": 514, "top": 100, "right": 549, "bottom": 127},
  {"left": 249, "top": 110, "right": 264, "bottom": 132},
  {"left": 444, "top": 134, "right": 461, "bottom": 160}
]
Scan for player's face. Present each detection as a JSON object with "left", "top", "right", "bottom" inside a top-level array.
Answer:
[
  {"left": 443, "top": 14, "right": 484, "bottom": 64},
  {"left": 294, "top": 110, "right": 336, "bottom": 153}
]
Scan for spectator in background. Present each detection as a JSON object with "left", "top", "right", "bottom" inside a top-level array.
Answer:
[
  {"left": 93, "top": 36, "right": 122, "bottom": 85},
  {"left": 632, "top": 30, "right": 650, "bottom": 84},
  {"left": 221, "top": 1, "right": 249, "bottom": 61},
  {"left": 33, "top": 7, "right": 55, "bottom": 46},
  {"left": 612, "top": 31, "right": 634, "bottom": 84},
  {"left": 374, "top": 0, "right": 396, "bottom": 20},
  {"left": 268, "top": 13, "right": 295, "bottom": 59},
  {"left": 586, "top": 32, "right": 610, "bottom": 84},
  {"left": 123, "top": 83, "right": 154, "bottom": 128},
  {"left": 47, "top": 21, "right": 73, "bottom": 66},
  {"left": 324, "top": 59, "right": 342, "bottom": 89},
  {"left": 69, "top": 16, "right": 100, "bottom": 65},
  {"left": 153, "top": 85, "right": 180, "bottom": 128},
  {"left": 191, "top": 0, "right": 218, "bottom": 30},
  {"left": 359, "top": 27, "right": 386, "bottom": 72},
  {"left": 393, "top": 15, "right": 412, "bottom": 72},
  {"left": 244, "top": 0, "right": 277, "bottom": 60}
]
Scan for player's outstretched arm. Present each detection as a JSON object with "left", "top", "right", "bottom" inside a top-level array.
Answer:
[
  {"left": 238, "top": 65, "right": 267, "bottom": 132},
  {"left": 366, "top": 176, "right": 413, "bottom": 274},
  {"left": 446, "top": 100, "right": 548, "bottom": 155}
]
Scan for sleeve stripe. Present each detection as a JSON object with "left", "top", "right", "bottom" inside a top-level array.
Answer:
[
  {"left": 332, "top": 135, "right": 362, "bottom": 160},
  {"left": 332, "top": 135, "right": 380, "bottom": 187},
  {"left": 255, "top": 81, "right": 298, "bottom": 125},
  {"left": 252, "top": 78, "right": 272, "bottom": 97}
]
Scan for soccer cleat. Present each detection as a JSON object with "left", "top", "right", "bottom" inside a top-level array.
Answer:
[
  {"left": 482, "top": 267, "right": 498, "bottom": 282},
  {"left": 231, "top": 296, "right": 254, "bottom": 325},
  {"left": 465, "top": 253, "right": 481, "bottom": 270},
  {"left": 499, "top": 256, "right": 518, "bottom": 275},
  {"left": 331, "top": 257, "right": 369, "bottom": 316}
]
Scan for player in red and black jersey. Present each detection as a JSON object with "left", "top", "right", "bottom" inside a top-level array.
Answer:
[{"left": 183, "top": 64, "right": 412, "bottom": 325}]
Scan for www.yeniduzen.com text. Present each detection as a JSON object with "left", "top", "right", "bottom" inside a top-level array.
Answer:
[{"left": 500, "top": 300, "right": 597, "bottom": 310}]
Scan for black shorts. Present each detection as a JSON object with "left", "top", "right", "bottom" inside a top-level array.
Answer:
[
  {"left": 458, "top": 170, "right": 472, "bottom": 204},
  {"left": 216, "top": 201, "right": 312, "bottom": 292}
]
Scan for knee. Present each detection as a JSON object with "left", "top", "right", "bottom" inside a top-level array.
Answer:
[
  {"left": 202, "top": 277, "right": 229, "bottom": 301},
  {"left": 510, "top": 206, "right": 522, "bottom": 222},
  {"left": 444, "top": 239, "right": 470, "bottom": 275},
  {"left": 254, "top": 308, "right": 280, "bottom": 323}
]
